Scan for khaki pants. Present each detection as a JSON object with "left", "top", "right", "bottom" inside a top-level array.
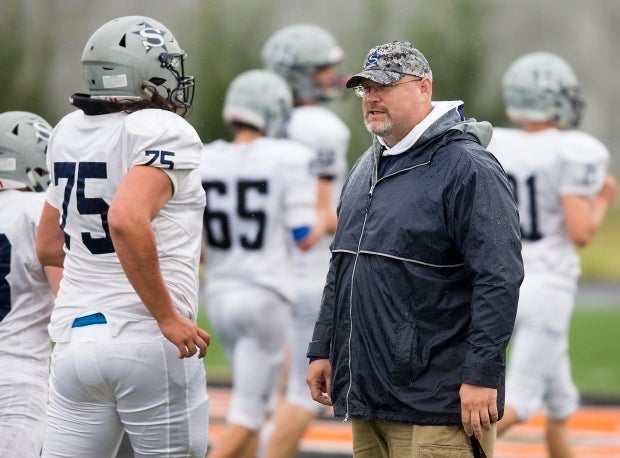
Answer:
[{"left": 352, "top": 419, "right": 496, "bottom": 458}]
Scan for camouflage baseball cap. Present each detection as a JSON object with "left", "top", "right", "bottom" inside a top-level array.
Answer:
[{"left": 345, "top": 41, "right": 432, "bottom": 88}]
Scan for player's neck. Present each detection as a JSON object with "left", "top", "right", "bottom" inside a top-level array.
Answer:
[
  {"left": 523, "top": 121, "right": 560, "bottom": 132},
  {"left": 233, "top": 129, "right": 263, "bottom": 144}
]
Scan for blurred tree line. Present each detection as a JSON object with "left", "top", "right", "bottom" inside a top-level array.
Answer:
[
  {"left": 0, "top": 0, "right": 502, "bottom": 167},
  {"left": 2, "top": 0, "right": 618, "bottom": 280}
]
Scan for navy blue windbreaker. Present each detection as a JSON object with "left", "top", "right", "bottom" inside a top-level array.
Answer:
[{"left": 307, "top": 104, "right": 524, "bottom": 425}]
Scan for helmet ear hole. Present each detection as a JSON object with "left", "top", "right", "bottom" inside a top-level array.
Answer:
[
  {"left": 119, "top": 34, "right": 127, "bottom": 48},
  {"left": 149, "top": 77, "right": 166, "bottom": 86}
]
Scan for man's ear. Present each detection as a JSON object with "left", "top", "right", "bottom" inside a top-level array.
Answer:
[{"left": 418, "top": 77, "right": 432, "bottom": 95}]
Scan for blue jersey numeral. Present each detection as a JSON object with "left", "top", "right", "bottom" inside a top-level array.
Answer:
[
  {"left": 54, "top": 162, "right": 115, "bottom": 254},
  {"left": 0, "top": 234, "right": 12, "bottom": 321},
  {"left": 202, "top": 179, "right": 268, "bottom": 250}
]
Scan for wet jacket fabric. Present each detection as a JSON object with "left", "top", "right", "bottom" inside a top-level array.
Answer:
[{"left": 307, "top": 102, "right": 523, "bottom": 425}]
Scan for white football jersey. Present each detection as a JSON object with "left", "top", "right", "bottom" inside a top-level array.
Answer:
[
  {"left": 488, "top": 127, "right": 609, "bottom": 280},
  {"left": 45, "top": 109, "right": 205, "bottom": 342},
  {"left": 200, "top": 137, "right": 317, "bottom": 303},
  {"left": 286, "top": 106, "right": 350, "bottom": 294},
  {"left": 0, "top": 191, "right": 55, "bottom": 360}
]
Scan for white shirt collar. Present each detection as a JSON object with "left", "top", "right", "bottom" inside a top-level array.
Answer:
[{"left": 379, "top": 100, "right": 464, "bottom": 156}]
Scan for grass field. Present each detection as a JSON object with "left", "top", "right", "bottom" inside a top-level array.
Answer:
[
  {"left": 579, "top": 207, "right": 620, "bottom": 281},
  {"left": 199, "top": 298, "right": 620, "bottom": 399},
  {"left": 570, "top": 307, "right": 620, "bottom": 398}
]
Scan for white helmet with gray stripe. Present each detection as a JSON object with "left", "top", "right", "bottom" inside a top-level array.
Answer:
[
  {"left": 502, "top": 52, "right": 583, "bottom": 129},
  {"left": 0, "top": 111, "right": 51, "bottom": 191},
  {"left": 223, "top": 69, "right": 293, "bottom": 138},
  {"left": 81, "top": 16, "right": 194, "bottom": 112},
  {"left": 262, "top": 24, "right": 344, "bottom": 102}
]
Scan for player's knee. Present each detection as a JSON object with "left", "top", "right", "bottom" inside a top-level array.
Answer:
[{"left": 228, "top": 398, "right": 271, "bottom": 431}]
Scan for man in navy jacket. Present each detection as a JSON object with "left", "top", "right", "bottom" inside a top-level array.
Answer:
[{"left": 306, "top": 41, "right": 523, "bottom": 458}]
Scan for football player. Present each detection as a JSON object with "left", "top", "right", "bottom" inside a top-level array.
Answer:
[
  {"left": 0, "top": 111, "right": 61, "bottom": 458},
  {"left": 36, "top": 16, "right": 210, "bottom": 457},
  {"left": 201, "top": 69, "right": 321, "bottom": 458},
  {"left": 488, "top": 52, "right": 617, "bottom": 458},
  {"left": 259, "top": 24, "right": 351, "bottom": 458}
]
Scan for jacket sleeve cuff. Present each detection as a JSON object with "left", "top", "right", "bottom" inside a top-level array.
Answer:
[
  {"left": 462, "top": 352, "right": 503, "bottom": 388},
  {"left": 306, "top": 340, "right": 331, "bottom": 360}
]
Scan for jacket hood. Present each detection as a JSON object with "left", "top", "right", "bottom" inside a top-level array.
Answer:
[{"left": 450, "top": 119, "right": 493, "bottom": 148}]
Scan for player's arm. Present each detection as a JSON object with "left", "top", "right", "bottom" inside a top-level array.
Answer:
[
  {"left": 294, "top": 177, "right": 337, "bottom": 250},
  {"left": 36, "top": 202, "right": 66, "bottom": 268},
  {"left": 317, "top": 177, "right": 338, "bottom": 234},
  {"left": 562, "top": 174, "right": 617, "bottom": 246},
  {"left": 293, "top": 226, "right": 326, "bottom": 251},
  {"left": 44, "top": 266, "right": 63, "bottom": 296},
  {"left": 286, "top": 148, "right": 326, "bottom": 251},
  {"left": 108, "top": 165, "right": 210, "bottom": 359}
]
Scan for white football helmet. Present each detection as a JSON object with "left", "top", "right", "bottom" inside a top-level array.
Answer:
[
  {"left": 0, "top": 111, "right": 52, "bottom": 191},
  {"left": 262, "top": 24, "right": 344, "bottom": 102},
  {"left": 81, "top": 16, "right": 194, "bottom": 112},
  {"left": 502, "top": 52, "right": 583, "bottom": 129},
  {"left": 223, "top": 69, "right": 293, "bottom": 138}
]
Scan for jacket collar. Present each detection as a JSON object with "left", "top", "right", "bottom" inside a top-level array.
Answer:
[{"left": 376, "top": 100, "right": 492, "bottom": 157}]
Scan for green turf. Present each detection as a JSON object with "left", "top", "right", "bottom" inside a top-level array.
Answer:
[
  {"left": 569, "top": 307, "right": 620, "bottom": 398},
  {"left": 579, "top": 207, "right": 620, "bottom": 281},
  {"left": 197, "top": 312, "right": 232, "bottom": 385}
]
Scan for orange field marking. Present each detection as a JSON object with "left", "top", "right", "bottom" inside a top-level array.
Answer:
[{"left": 207, "top": 387, "right": 620, "bottom": 457}]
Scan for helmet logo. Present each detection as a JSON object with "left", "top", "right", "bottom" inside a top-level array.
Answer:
[
  {"left": 365, "top": 49, "right": 380, "bottom": 67},
  {"left": 133, "top": 21, "right": 168, "bottom": 53},
  {"left": 29, "top": 119, "right": 51, "bottom": 143}
]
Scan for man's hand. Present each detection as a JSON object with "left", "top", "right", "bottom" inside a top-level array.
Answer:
[
  {"left": 158, "top": 313, "right": 211, "bottom": 359},
  {"left": 306, "top": 358, "right": 333, "bottom": 406},
  {"left": 460, "top": 383, "right": 498, "bottom": 440}
]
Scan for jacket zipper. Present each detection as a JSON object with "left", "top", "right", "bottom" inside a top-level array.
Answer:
[
  {"left": 344, "top": 183, "right": 375, "bottom": 422},
  {"left": 343, "top": 158, "right": 430, "bottom": 422}
]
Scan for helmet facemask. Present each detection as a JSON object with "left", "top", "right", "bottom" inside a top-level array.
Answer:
[{"left": 155, "top": 52, "right": 195, "bottom": 111}]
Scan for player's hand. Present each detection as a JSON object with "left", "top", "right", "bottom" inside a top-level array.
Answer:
[
  {"left": 306, "top": 358, "right": 333, "bottom": 406},
  {"left": 157, "top": 313, "right": 211, "bottom": 359},
  {"left": 459, "top": 383, "right": 498, "bottom": 440}
]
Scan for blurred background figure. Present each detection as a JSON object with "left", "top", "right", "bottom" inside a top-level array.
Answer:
[
  {"left": 201, "top": 69, "right": 322, "bottom": 458},
  {"left": 488, "top": 51, "right": 617, "bottom": 458},
  {"left": 259, "top": 23, "right": 350, "bottom": 458},
  {"left": 0, "top": 111, "right": 62, "bottom": 458}
]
